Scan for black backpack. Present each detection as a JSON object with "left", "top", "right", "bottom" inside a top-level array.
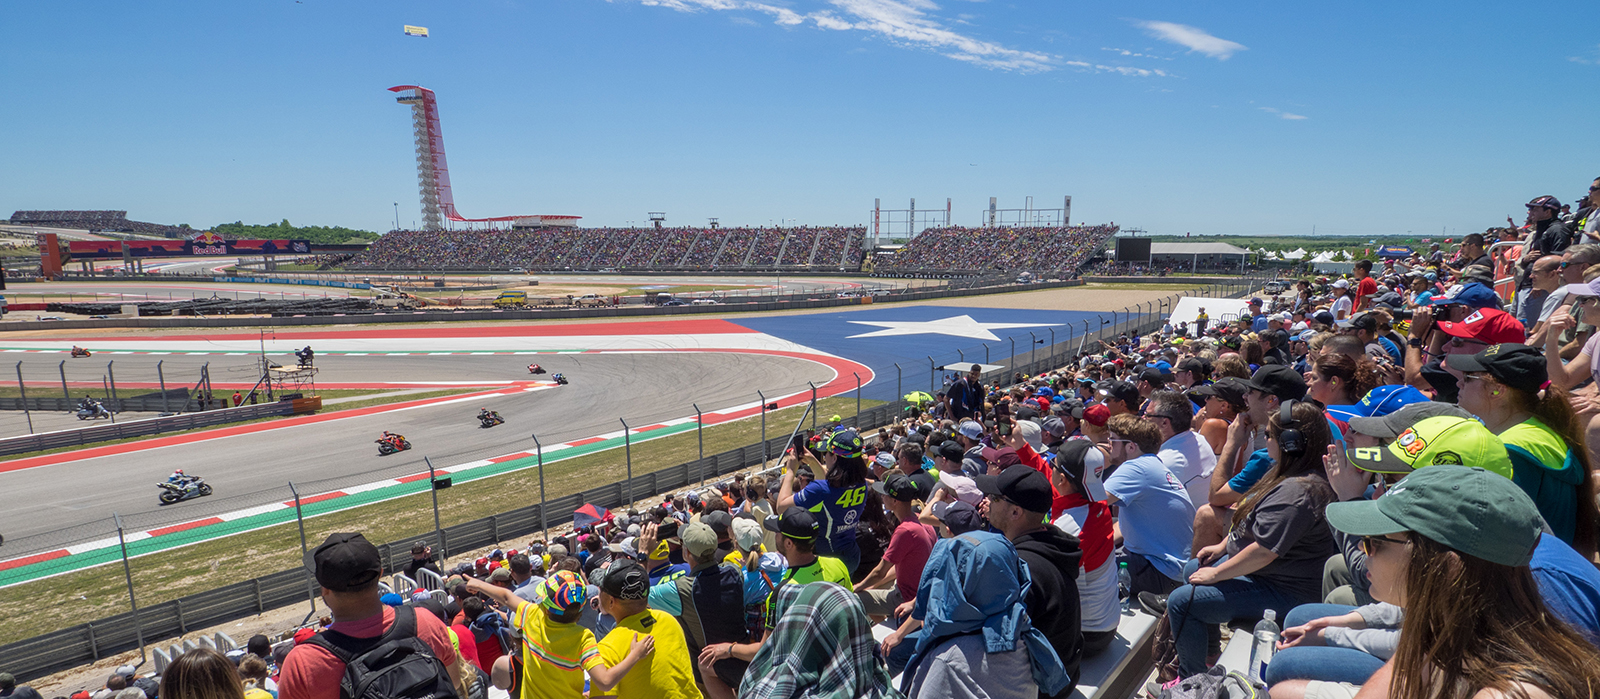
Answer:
[{"left": 304, "top": 606, "right": 459, "bottom": 699}]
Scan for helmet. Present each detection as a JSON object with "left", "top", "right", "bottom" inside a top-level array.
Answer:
[{"left": 175, "top": 469, "right": 184, "bottom": 475}]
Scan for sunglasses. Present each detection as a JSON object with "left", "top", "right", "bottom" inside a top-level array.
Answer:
[{"left": 1359, "top": 534, "right": 1411, "bottom": 555}]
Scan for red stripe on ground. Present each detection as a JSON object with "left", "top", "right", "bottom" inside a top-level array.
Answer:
[
  {"left": 148, "top": 517, "right": 223, "bottom": 537},
  {"left": 567, "top": 437, "right": 605, "bottom": 447},
  {"left": 0, "top": 549, "right": 68, "bottom": 572},
  {"left": 396, "top": 473, "right": 432, "bottom": 483},
  {"left": 634, "top": 424, "right": 668, "bottom": 432},
  {"left": 487, "top": 453, "right": 530, "bottom": 464},
  {"left": 73, "top": 319, "right": 757, "bottom": 343},
  {"left": 288, "top": 491, "right": 347, "bottom": 506}
]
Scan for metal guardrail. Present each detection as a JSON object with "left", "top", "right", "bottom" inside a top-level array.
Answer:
[
  {"left": 0, "top": 274, "right": 1268, "bottom": 682},
  {"left": 0, "top": 401, "right": 298, "bottom": 458}
]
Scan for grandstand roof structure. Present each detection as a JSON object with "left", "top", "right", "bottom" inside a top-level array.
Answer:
[{"left": 8, "top": 210, "right": 187, "bottom": 236}]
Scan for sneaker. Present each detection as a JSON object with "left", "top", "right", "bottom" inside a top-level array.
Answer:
[
  {"left": 1137, "top": 591, "right": 1168, "bottom": 616},
  {"left": 1143, "top": 676, "right": 1182, "bottom": 697}
]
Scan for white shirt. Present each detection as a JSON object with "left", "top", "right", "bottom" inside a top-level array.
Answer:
[
  {"left": 1332, "top": 295, "right": 1353, "bottom": 320},
  {"left": 1157, "top": 430, "right": 1218, "bottom": 508}
]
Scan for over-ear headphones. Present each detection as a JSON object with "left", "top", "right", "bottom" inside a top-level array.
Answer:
[{"left": 1278, "top": 399, "right": 1305, "bottom": 456}]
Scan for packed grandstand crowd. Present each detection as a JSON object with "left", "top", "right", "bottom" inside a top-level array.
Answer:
[
  {"left": 7, "top": 210, "right": 189, "bottom": 237},
  {"left": 346, "top": 226, "right": 868, "bottom": 271},
  {"left": 17, "top": 184, "right": 1600, "bottom": 699},
  {"left": 876, "top": 225, "right": 1120, "bottom": 275}
]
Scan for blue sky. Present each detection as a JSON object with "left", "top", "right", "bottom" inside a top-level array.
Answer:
[{"left": 3, "top": 1, "right": 1596, "bottom": 237}]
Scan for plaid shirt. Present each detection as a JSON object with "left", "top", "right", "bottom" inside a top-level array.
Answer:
[{"left": 739, "top": 582, "right": 901, "bottom": 699}]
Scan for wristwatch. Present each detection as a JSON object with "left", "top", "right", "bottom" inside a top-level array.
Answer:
[{"left": 1407, "top": 337, "right": 1424, "bottom": 348}]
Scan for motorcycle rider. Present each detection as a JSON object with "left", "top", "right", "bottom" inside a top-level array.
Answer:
[
  {"left": 527, "top": 363, "right": 543, "bottom": 374},
  {"left": 71, "top": 345, "right": 89, "bottom": 357},
  {"left": 478, "top": 407, "right": 502, "bottom": 424},
  {"left": 296, "top": 346, "right": 314, "bottom": 366},
  {"left": 167, "top": 469, "right": 197, "bottom": 489},
  {"left": 381, "top": 430, "right": 406, "bottom": 446}
]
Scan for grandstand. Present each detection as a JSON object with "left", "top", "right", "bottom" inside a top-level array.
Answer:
[
  {"left": 8, "top": 210, "right": 189, "bottom": 237},
  {"left": 875, "top": 224, "right": 1119, "bottom": 275},
  {"left": 346, "top": 225, "right": 867, "bottom": 272}
]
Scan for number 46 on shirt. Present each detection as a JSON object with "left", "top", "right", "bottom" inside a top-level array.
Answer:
[{"left": 835, "top": 486, "right": 867, "bottom": 508}]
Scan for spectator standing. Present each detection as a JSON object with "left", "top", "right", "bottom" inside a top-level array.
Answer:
[
  {"left": 853, "top": 474, "right": 937, "bottom": 619},
  {"left": 404, "top": 541, "right": 440, "bottom": 580},
  {"left": 1352, "top": 260, "right": 1377, "bottom": 313},
  {"left": 591, "top": 560, "right": 701, "bottom": 699},
  {"left": 279, "top": 533, "right": 461, "bottom": 699},
  {"left": 1329, "top": 280, "right": 1353, "bottom": 320},
  {"left": 1104, "top": 414, "right": 1196, "bottom": 597},
  {"left": 641, "top": 522, "right": 751, "bottom": 696},
  {"left": 0, "top": 673, "right": 43, "bottom": 699},
  {"left": 979, "top": 466, "right": 1084, "bottom": 697},
  {"left": 777, "top": 430, "right": 870, "bottom": 574},
  {"left": 946, "top": 366, "right": 984, "bottom": 420}
]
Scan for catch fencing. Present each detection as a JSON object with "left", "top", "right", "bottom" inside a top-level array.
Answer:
[
  {"left": 0, "top": 400, "right": 310, "bottom": 458},
  {"left": 0, "top": 274, "right": 1268, "bottom": 682}
]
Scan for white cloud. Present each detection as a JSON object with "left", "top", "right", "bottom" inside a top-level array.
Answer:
[
  {"left": 1064, "top": 60, "right": 1168, "bottom": 78},
  {"left": 1101, "top": 47, "right": 1169, "bottom": 60},
  {"left": 1259, "top": 107, "right": 1308, "bottom": 120},
  {"left": 1570, "top": 45, "right": 1600, "bottom": 65},
  {"left": 615, "top": 0, "right": 1055, "bottom": 71},
  {"left": 1137, "top": 21, "right": 1246, "bottom": 60}
]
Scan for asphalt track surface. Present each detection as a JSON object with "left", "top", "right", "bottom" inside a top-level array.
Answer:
[{"left": 0, "top": 350, "right": 833, "bottom": 543}]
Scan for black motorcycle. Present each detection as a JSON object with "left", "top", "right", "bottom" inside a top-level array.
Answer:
[
  {"left": 295, "top": 347, "right": 315, "bottom": 368},
  {"left": 158, "top": 477, "right": 212, "bottom": 505},
  {"left": 552, "top": 373, "right": 569, "bottom": 386},
  {"left": 479, "top": 412, "right": 504, "bottom": 429}
]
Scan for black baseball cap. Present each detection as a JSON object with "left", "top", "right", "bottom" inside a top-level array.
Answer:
[
  {"left": 1050, "top": 440, "right": 1094, "bottom": 496},
  {"left": 598, "top": 559, "right": 650, "bottom": 600},
  {"left": 1337, "top": 312, "right": 1378, "bottom": 331},
  {"left": 974, "top": 465, "right": 1054, "bottom": 514},
  {"left": 1443, "top": 343, "right": 1547, "bottom": 394},
  {"left": 1098, "top": 381, "right": 1141, "bottom": 408},
  {"left": 1176, "top": 357, "right": 1210, "bottom": 377},
  {"left": 935, "top": 440, "right": 966, "bottom": 464},
  {"left": 305, "top": 532, "right": 383, "bottom": 592},
  {"left": 871, "top": 473, "right": 921, "bottom": 502},
  {"left": 1241, "top": 365, "right": 1307, "bottom": 401},
  {"left": 763, "top": 506, "right": 820, "bottom": 540},
  {"left": 1189, "top": 376, "right": 1249, "bottom": 409},
  {"left": 1137, "top": 367, "right": 1168, "bottom": 385},
  {"left": 700, "top": 510, "right": 733, "bottom": 538}
]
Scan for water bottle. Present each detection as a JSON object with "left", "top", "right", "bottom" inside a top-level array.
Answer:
[
  {"left": 1117, "top": 561, "right": 1131, "bottom": 601},
  {"left": 1248, "top": 609, "right": 1280, "bottom": 684}
]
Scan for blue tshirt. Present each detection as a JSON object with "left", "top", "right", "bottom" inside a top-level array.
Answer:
[
  {"left": 793, "top": 480, "right": 867, "bottom": 558},
  {"left": 1104, "top": 453, "right": 1196, "bottom": 580},
  {"left": 1531, "top": 534, "right": 1600, "bottom": 647}
]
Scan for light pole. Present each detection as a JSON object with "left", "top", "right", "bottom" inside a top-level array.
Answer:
[
  {"left": 619, "top": 419, "right": 632, "bottom": 504},
  {"left": 393, "top": 203, "right": 399, "bottom": 231},
  {"left": 532, "top": 434, "right": 547, "bottom": 540}
]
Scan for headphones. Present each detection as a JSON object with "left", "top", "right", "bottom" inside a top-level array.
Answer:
[{"left": 1277, "top": 399, "right": 1305, "bottom": 457}]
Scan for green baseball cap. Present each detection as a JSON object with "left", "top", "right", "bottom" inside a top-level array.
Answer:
[
  {"left": 1345, "top": 416, "right": 1512, "bottom": 479},
  {"left": 1326, "top": 465, "right": 1543, "bottom": 567}
]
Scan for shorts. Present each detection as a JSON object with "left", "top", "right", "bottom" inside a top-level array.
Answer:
[{"left": 1304, "top": 681, "right": 1361, "bottom": 699}]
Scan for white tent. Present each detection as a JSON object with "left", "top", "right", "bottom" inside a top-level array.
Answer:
[
  {"left": 1282, "top": 248, "right": 1308, "bottom": 260},
  {"left": 1310, "top": 251, "right": 1338, "bottom": 263}
]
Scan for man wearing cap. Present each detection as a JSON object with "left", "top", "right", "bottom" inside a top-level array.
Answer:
[
  {"left": 1098, "top": 381, "right": 1141, "bottom": 417},
  {"left": 0, "top": 674, "right": 41, "bottom": 699},
  {"left": 642, "top": 520, "right": 690, "bottom": 585},
  {"left": 1135, "top": 367, "right": 1169, "bottom": 399},
  {"left": 854, "top": 474, "right": 937, "bottom": 620},
  {"left": 636, "top": 521, "right": 750, "bottom": 693},
  {"left": 979, "top": 466, "right": 1084, "bottom": 696},
  {"left": 954, "top": 420, "right": 990, "bottom": 476},
  {"left": 1104, "top": 415, "right": 1195, "bottom": 598},
  {"left": 1245, "top": 298, "right": 1267, "bottom": 332},
  {"left": 1195, "top": 307, "right": 1209, "bottom": 335},
  {"left": 280, "top": 533, "right": 462, "bottom": 699},
  {"left": 1336, "top": 312, "right": 1390, "bottom": 364},
  {"left": 1146, "top": 390, "right": 1217, "bottom": 508},
  {"left": 592, "top": 560, "right": 700, "bottom": 699},
  {"left": 945, "top": 365, "right": 983, "bottom": 421},
  {"left": 404, "top": 541, "right": 441, "bottom": 581},
  {"left": 1404, "top": 306, "right": 1525, "bottom": 402},
  {"left": 1046, "top": 440, "right": 1118, "bottom": 657}
]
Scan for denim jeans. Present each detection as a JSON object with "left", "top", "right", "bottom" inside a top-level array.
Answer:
[
  {"left": 1166, "top": 557, "right": 1307, "bottom": 677},
  {"left": 1264, "top": 603, "right": 1386, "bottom": 686}
]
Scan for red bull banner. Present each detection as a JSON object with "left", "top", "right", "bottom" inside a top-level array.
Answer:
[{"left": 67, "top": 238, "right": 311, "bottom": 259}]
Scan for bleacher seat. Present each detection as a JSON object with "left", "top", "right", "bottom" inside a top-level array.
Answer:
[
  {"left": 417, "top": 568, "right": 445, "bottom": 591},
  {"left": 213, "top": 632, "right": 237, "bottom": 652},
  {"left": 391, "top": 573, "right": 418, "bottom": 596},
  {"left": 152, "top": 647, "right": 172, "bottom": 674}
]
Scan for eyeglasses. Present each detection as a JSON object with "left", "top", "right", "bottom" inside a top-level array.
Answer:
[
  {"left": 1359, "top": 535, "right": 1412, "bottom": 555},
  {"left": 1461, "top": 373, "right": 1494, "bottom": 383},
  {"left": 1108, "top": 438, "right": 1133, "bottom": 446}
]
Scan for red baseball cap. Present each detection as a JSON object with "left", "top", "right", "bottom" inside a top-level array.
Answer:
[
  {"left": 1083, "top": 404, "right": 1111, "bottom": 427},
  {"left": 1434, "top": 308, "right": 1525, "bottom": 345}
]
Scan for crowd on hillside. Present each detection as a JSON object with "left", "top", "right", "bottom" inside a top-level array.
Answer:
[
  {"left": 879, "top": 225, "right": 1119, "bottom": 274},
  {"left": 19, "top": 184, "right": 1600, "bottom": 699},
  {"left": 8, "top": 210, "right": 188, "bottom": 236},
  {"left": 346, "top": 226, "right": 867, "bottom": 271}
]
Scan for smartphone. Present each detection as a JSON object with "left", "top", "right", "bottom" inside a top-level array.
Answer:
[
  {"left": 998, "top": 421, "right": 1013, "bottom": 437},
  {"left": 996, "top": 401, "right": 1010, "bottom": 418},
  {"left": 789, "top": 429, "right": 815, "bottom": 455}
]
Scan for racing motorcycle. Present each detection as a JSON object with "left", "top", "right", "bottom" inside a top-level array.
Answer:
[
  {"left": 478, "top": 411, "right": 505, "bottom": 429},
  {"left": 376, "top": 434, "right": 412, "bottom": 456},
  {"left": 527, "top": 363, "right": 546, "bottom": 375},
  {"left": 75, "top": 398, "right": 112, "bottom": 420},
  {"left": 295, "top": 346, "right": 315, "bottom": 368},
  {"left": 158, "top": 477, "right": 212, "bottom": 505},
  {"left": 552, "top": 373, "right": 569, "bottom": 386},
  {"left": 71, "top": 346, "right": 92, "bottom": 358}
]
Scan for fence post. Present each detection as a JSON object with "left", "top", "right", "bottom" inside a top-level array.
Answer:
[
  {"left": 425, "top": 457, "right": 445, "bottom": 556},
  {"left": 1028, "top": 331, "right": 1037, "bottom": 372},
  {"left": 693, "top": 404, "right": 704, "bottom": 486},
  {"left": 757, "top": 391, "right": 768, "bottom": 465},
  {"left": 956, "top": 348, "right": 964, "bottom": 363},
  {"left": 532, "top": 434, "right": 547, "bottom": 541},
  {"left": 16, "top": 362, "right": 32, "bottom": 434},
  {"left": 1009, "top": 337, "right": 1016, "bottom": 368},
  {"left": 927, "top": 356, "right": 935, "bottom": 392},
  {"left": 60, "top": 359, "right": 69, "bottom": 403},
  {"left": 853, "top": 373, "right": 861, "bottom": 418},
  {"left": 619, "top": 418, "right": 632, "bottom": 504},
  {"left": 287, "top": 482, "right": 317, "bottom": 619},
  {"left": 107, "top": 360, "right": 117, "bottom": 402},
  {"left": 809, "top": 383, "right": 818, "bottom": 432},
  {"left": 894, "top": 363, "right": 902, "bottom": 404},
  {"left": 1048, "top": 329, "right": 1056, "bottom": 368},
  {"left": 158, "top": 360, "right": 169, "bottom": 414},
  {"left": 982, "top": 344, "right": 990, "bottom": 364},
  {"left": 112, "top": 513, "right": 146, "bottom": 665}
]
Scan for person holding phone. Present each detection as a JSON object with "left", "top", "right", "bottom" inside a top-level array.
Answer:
[{"left": 777, "top": 430, "right": 872, "bottom": 576}]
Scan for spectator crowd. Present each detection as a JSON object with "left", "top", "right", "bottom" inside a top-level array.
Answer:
[
  {"left": 347, "top": 227, "right": 866, "bottom": 272},
  {"left": 16, "top": 182, "right": 1600, "bottom": 699},
  {"left": 879, "top": 225, "right": 1119, "bottom": 276}
]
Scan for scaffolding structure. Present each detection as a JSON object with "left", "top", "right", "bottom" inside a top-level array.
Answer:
[
  {"left": 981, "top": 196, "right": 1072, "bottom": 228},
  {"left": 871, "top": 198, "right": 952, "bottom": 246}
]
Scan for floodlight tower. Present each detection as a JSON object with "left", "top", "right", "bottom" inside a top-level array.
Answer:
[
  {"left": 390, "top": 85, "right": 455, "bottom": 231},
  {"left": 648, "top": 212, "right": 666, "bottom": 230}
]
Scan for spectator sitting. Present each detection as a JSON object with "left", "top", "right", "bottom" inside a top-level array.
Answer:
[
  {"left": 1147, "top": 390, "right": 1218, "bottom": 507},
  {"left": 162, "top": 649, "right": 247, "bottom": 699},
  {"left": 0, "top": 673, "right": 43, "bottom": 699},
  {"left": 738, "top": 582, "right": 898, "bottom": 699},
  {"left": 1048, "top": 440, "right": 1119, "bottom": 657},
  {"left": 237, "top": 655, "right": 274, "bottom": 699},
  {"left": 1104, "top": 414, "right": 1196, "bottom": 598},
  {"left": 852, "top": 474, "right": 937, "bottom": 621}
]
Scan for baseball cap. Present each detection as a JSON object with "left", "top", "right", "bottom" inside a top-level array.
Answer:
[
  {"left": 410, "top": 541, "right": 428, "bottom": 555},
  {"left": 763, "top": 506, "right": 820, "bottom": 541},
  {"left": 1345, "top": 415, "right": 1512, "bottom": 478},
  {"left": 827, "top": 430, "right": 864, "bottom": 458},
  {"left": 873, "top": 452, "right": 897, "bottom": 469},
  {"left": 304, "top": 533, "right": 382, "bottom": 592},
  {"left": 981, "top": 445, "right": 1023, "bottom": 470},
  {"left": 598, "top": 559, "right": 650, "bottom": 600},
  {"left": 1326, "top": 466, "right": 1542, "bottom": 567},
  {"left": 1295, "top": 329, "right": 1317, "bottom": 342},
  {"left": 1015, "top": 419, "right": 1045, "bottom": 452},
  {"left": 1098, "top": 381, "right": 1141, "bottom": 408},
  {"left": 1431, "top": 283, "right": 1501, "bottom": 310},
  {"left": 1176, "top": 357, "right": 1209, "bottom": 376},
  {"left": 1083, "top": 403, "right": 1111, "bottom": 427},
  {"left": 957, "top": 420, "right": 984, "bottom": 439},
  {"left": 1241, "top": 365, "right": 1307, "bottom": 401},
  {"left": 1565, "top": 278, "right": 1600, "bottom": 299},
  {"left": 1527, "top": 195, "right": 1561, "bottom": 211},
  {"left": 1332, "top": 279, "right": 1350, "bottom": 289},
  {"left": 731, "top": 517, "right": 764, "bottom": 551},
  {"left": 1041, "top": 415, "right": 1068, "bottom": 436},
  {"left": 1336, "top": 312, "right": 1378, "bottom": 331},
  {"left": 536, "top": 570, "right": 588, "bottom": 612},
  {"left": 937, "top": 501, "right": 984, "bottom": 534},
  {"left": 1314, "top": 310, "right": 1336, "bottom": 327},
  {"left": 1249, "top": 297, "right": 1263, "bottom": 306},
  {"left": 872, "top": 473, "right": 921, "bottom": 502},
  {"left": 1443, "top": 343, "right": 1547, "bottom": 394},
  {"left": 1346, "top": 401, "right": 1473, "bottom": 440},
  {"left": 935, "top": 440, "right": 966, "bottom": 464},
  {"left": 700, "top": 510, "right": 733, "bottom": 538},
  {"left": 1433, "top": 308, "right": 1525, "bottom": 345},
  {"left": 1050, "top": 440, "right": 1095, "bottom": 496},
  {"left": 935, "top": 472, "right": 985, "bottom": 505},
  {"left": 1138, "top": 367, "right": 1168, "bottom": 385},
  {"left": 1335, "top": 384, "right": 1431, "bottom": 420},
  {"left": 486, "top": 567, "right": 513, "bottom": 584},
  {"left": 975, "top": 465, "right": 1054, "bottom": 514},
  {"left": 680, "top": 522, "right": 718, "bottom": 558}
]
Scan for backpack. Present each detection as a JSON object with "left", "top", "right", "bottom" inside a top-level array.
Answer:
[
  {"left": 304, "top": 606, "right": 459, "bottom": 699},
  {"left": 1156, "top": 665, "right": 1262, "bottom": 699}
]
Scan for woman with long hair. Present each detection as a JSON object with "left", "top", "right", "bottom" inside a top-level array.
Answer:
[
  {"left": 1306, "top": 353, "right": 1379, "bottom": 408},
  {"left": 1213, "top": 352, "right": 1251, "bottom": 380},
  {"left": 1161, "top": 401, "right": 1338, "bottom": 677},
  {"left": 777, "top": 430, "right": 871, "bottom": 574},
  {"left": 1241, "top": 338, "right": 1265, "bottom": 372},
  {"left": 1447, "top": 343, "right": 1599, "bottom": 559},
  {"left": 161, "top": 649, "right": 247, "bottom": 699},
  {"left": 1320, "top": 465, "right": 1600, "bottom": 699}
]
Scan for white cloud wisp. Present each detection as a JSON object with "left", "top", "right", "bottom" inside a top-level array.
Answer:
[{"left": 1137, "top": 20, "right": 1246, "bottom": 60}]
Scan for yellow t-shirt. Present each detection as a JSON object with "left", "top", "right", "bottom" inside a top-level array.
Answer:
[
  {"left": 512, "top": 601, "right": 603, "bottom": 699},
  {"left": 595, "top": 609, "right": 703, "bottom": 699}
]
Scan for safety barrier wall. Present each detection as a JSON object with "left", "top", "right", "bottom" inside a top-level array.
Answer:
[
  {"left": 0, "top": 274, "right": 1268, "bottom": 682},
  {"left": 0, "top": 402, "right": 297, "bottom": 458}
]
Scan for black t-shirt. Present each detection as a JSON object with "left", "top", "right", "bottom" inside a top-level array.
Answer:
[
  {"left": 404, "top": 557, "right": 440, "bottom": 580},
  {"left": 904, "top": 470, "right": 937, "bottom": 502},
  {"left": 1225, "top": 474, "right": 1338, "bottom": 603}
]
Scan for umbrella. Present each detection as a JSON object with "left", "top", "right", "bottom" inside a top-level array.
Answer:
[
  {"left": 573, "top": 503, "right": 609, "bottom": 529},
  {"left": 904, "top": 391, "right": 934, "bottom": 406}
]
